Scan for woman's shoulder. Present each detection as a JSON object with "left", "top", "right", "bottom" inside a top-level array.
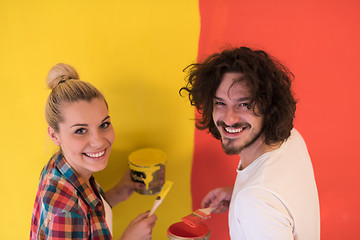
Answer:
[{"left": 38, "top": 163, "right": 81, "bottom": 215}]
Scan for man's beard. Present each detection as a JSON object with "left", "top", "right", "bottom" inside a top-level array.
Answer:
[{"left": 218, "top": 121, "right": 263, "bottom": 155}]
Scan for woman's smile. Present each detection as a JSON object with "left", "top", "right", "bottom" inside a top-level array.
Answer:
[{"left": 83, "top": 149, "right": 106, "bottom": 159}]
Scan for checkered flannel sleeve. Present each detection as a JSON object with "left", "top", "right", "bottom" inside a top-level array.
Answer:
[{"left": 38, "top": 211, "right": 88, "bottom": 239}]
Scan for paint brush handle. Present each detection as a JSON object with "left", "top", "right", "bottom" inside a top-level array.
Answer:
[
  {"left": 148, "top": 197, "right": 162, "bottom": 216},
  {"left": 198, "top": 207, "right": 215, "bottom": 215}
]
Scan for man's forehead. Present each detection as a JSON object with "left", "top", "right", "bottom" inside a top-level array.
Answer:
[{"left": 223, "top": 72, "right": 244, "bottom": 80}]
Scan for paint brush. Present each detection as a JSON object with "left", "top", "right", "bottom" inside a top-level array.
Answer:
[
  {"left": 148, "top": 180, "right": 173, "bottom": 216},
  {"left": 181, "top": 207, "right": 215, "bottom": 227}
]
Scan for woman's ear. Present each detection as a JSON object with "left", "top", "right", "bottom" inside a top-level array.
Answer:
[{"left": 48, "top": 126, "right": 60, "bottom": 146}]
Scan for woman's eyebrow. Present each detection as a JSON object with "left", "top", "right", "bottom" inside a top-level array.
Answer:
[
  {"left": 71, "top": 123, "right": 88, "bottom": 128},
  {"left": 71, "top": 116, "right": 110, "bottom": 128},
  {"left": 102, "top": 116, "right": 110, "bottom": 122}
]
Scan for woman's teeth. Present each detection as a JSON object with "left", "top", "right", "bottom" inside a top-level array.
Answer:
[
  {"left": 225, "top": 127, "right": 244, "bottom": 133},
  {"left": 84, "top": 150, "right": 105, "bottom": 158}
]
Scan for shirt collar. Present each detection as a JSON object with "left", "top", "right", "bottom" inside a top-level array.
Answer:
[{"left": 55, "top": 152, "right": 101, "bottom": 209}]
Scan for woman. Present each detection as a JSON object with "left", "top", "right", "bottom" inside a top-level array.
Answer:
[{"left": 30, "top": 63, "right": 157, "bottom": 240}]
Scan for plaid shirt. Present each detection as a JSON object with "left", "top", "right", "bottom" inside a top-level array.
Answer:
[{"left": 30, "top": 152, "right": 112, "bottom": 239}]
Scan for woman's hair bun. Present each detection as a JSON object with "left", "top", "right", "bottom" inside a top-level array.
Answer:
[{"left": 46, "top": 63, "right": 80, "bottom": 89}]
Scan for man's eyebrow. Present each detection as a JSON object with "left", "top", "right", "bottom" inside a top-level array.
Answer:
[
  {"left": 71, "top": 116, "right": 110, "bottom": 128},
  {"left": 214, "top": 96, "right": 223, "bottom": 100},
  {"left": 213, "top": 96, "right": 251, "bottom": 102}
]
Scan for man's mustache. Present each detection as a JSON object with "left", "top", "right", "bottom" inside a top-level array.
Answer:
[{"left": 216, "top": 120, "right": 251, "bottom": 129}]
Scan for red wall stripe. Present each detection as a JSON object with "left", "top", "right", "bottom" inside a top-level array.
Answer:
[{"left": 192, "top": 0, "right": 360, "bottom": 239}]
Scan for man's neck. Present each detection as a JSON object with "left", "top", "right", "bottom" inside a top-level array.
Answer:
[{"left": 239, "top": 138, "right": 282, "bottom": 170}]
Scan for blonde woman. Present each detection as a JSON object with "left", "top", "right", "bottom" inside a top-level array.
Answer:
[{"left": 30, "top": 63, "right": 157, "bottom": 240}]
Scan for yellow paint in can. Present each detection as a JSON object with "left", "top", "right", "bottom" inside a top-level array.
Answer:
[{"left": 128, "top": 148, "right": 167, "bottom": 195}]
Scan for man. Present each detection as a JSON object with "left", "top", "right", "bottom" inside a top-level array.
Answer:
[{"left": 180, "top": 47, "right": 320, "bottom": 239}]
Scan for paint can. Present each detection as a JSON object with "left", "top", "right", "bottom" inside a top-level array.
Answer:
[
  {"left": 128, "top": 148, "right": 166, "bottom": 195},
  {"left": 167, "top": 222, "right": 210, "bottom": 240}
]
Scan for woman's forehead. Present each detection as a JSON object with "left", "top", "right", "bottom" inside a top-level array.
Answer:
[{"left": 60, "top": 99, "right": 109, "bottom": 125}]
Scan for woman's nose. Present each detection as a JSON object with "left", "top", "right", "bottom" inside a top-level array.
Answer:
[{"left": 89, "top": 131, "right": 105, "bottom": 148}]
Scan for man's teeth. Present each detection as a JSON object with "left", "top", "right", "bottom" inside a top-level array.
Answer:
[
  {"left": 85, "top": 151, "right": 105, "bottom": 158},
  {"left": 225, "top": 127, "right": 244, "bottom": 133}
]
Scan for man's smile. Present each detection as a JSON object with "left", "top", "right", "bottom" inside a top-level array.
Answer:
[{"left": 224, "top": 126, "right": 246, "bottom": 134}]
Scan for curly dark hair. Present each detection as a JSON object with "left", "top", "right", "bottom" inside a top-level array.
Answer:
[{"left": 180, "top": 46, "right": 297, "bottom": 145}]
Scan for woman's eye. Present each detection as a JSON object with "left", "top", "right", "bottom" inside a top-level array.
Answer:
[
  {"left": 75, "top": 128, "right": 86, "bottom": 134},
  {"left": 100, "top": 122, "right": 111, "bottom": 129}
]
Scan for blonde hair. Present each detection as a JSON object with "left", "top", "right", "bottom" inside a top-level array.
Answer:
[{"left": 45, "top": 63, "right": 107, "bottom": 132}]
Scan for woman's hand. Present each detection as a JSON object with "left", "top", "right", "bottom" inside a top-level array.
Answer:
[
  {"left": 106, "top": 169, "right": 145, "bottom": 207},
  {"left": 119, "top": 212, "right": 157, "bottom": 240},
  {"left": 201, "top": 186, "right": 234, "bottom": 213}
]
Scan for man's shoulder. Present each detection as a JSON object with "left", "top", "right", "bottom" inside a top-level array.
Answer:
[{"left": 287, "top": 128, "right": 306, "bottom": 146}]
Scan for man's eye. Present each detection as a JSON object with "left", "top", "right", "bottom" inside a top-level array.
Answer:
[
  {"left": 239, "top": 103, "right": 249, "bottom": 107},
  {"left": 75, "top": 128, "right": 86, "bottom": 134},
  {"left": 215, "top": 101, "right": 225, "bottom": 106},
  {"left": 100, "top": 122, "right": 111, "bottom": 129}
]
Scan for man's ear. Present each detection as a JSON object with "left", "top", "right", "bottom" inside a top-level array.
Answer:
[{"left": 48, "top": 126, "right": 60, "bottom": 146}]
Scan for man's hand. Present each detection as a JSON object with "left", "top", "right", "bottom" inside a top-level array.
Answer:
[{"left": 201, "top": 186, "right": 234, "bottom": 213}]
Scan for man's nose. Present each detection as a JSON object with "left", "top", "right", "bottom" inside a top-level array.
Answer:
[{"left": 223, "top": 107, "right": 240, "bottom": 126}]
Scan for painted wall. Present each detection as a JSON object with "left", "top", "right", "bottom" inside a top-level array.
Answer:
[{"left": 0, "top": 1, "right": 199, "bottom": 239}]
